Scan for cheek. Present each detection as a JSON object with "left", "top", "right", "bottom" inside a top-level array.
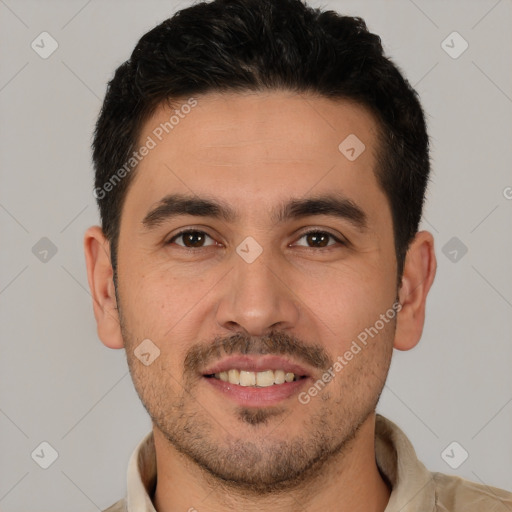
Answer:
[
  {"left": 119, "top": 267, "right": 211, "bottom": 360},
  {"left": 305, "top": 268, "right": 396, "bottom": 342}
]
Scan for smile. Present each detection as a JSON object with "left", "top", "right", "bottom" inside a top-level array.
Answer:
[{"left": 205, "top": 369, "right": 304, "bottom": 387}]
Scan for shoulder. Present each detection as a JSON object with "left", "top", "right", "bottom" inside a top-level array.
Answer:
[
  {"left": 432, "top": 472, "right": 512, "bottom": 511},
  {"left": 102, "top": 498, "right": 127, "bottom": 512}
]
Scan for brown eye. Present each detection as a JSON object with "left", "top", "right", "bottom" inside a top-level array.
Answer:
[
  {"left": 294, "top": 230, "right": 343, "bottom": 248},
  {"left": 168, "top": 230, "right": 216, "bottom": 248},
  {"left": 306, "top": 232, "right": 329, "bottom": 247}
]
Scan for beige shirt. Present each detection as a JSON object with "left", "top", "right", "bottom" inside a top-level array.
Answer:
[{"left": 103, "top": 414, "right": 512, "bottom": 511}]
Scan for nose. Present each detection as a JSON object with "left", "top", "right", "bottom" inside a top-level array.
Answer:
[{"left": 215, "top": 246, "right": 300, "bottom": 336}]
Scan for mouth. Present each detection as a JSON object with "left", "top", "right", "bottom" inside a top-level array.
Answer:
[
  {"left": 201, "top": 355, "right": 312, "bottom": 407},
  {"left": 204, "top": 369, "right": 305, "bottom": 387}
]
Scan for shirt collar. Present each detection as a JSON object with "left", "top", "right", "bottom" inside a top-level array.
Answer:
[
  {"left": 126, "top": 429, "right": 157, "bottom": 512},
  {"left": 124, "top": 414, "right": 436, "bottom": 512},
  {"left": 376, "top": 415, "right": 436, "bottom": 511}
]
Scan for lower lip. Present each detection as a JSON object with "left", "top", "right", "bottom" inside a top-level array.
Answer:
[{"left": 203, "top": 376, "right": 309, "bottom": 406}]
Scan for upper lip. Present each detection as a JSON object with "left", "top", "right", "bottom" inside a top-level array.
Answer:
[{"left": 202, "top": 355, "right": 312, "bottom": 377}]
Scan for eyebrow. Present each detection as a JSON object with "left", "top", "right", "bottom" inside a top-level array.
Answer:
[{"left": 141, "top": 192, "right": 368, "bottom": 231}]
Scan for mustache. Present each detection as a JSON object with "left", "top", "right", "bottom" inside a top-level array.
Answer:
[{"left": 184, "top": 330, "right": 332, "bottom": 374}]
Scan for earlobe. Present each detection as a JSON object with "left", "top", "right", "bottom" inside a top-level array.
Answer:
[
  {"left": 394, "top": 230, "right": 437, "bottom": 351},
  {"left": 83, "top": 226, "right": 124, "bottom": 349}
]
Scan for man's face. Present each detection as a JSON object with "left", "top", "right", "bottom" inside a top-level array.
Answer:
[{"left": 115, "top": 91, "right": 398, "bottom": 489}]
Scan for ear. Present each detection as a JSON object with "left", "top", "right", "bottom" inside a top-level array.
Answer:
[
  {"left": 83, "top": 226, "right": 124, "bottom": 349},
  {"left": 394, "top": 230, "right": 437, "bottom": 351}
]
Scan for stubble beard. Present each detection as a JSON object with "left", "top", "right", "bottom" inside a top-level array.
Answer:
[
  {"left": 125, "top": 346, "right": 391, "bottom": 494},
  {"left": 117, "top": 290, "right": 394, "bottom": 494}
]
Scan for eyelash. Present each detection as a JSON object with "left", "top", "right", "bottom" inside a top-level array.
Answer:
[{"left": 166, "top": 229, "right": 346, "bottom": 251}]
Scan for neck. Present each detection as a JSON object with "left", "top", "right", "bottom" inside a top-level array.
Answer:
[{"left": 152, "top": 412, "right": 391, "bottom": 512}]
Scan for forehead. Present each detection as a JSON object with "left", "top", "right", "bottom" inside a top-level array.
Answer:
[
  {"left": 123, "top": 91, "right": 386, "bottom": 226},
  {"left": 144, "top": 91, "right": 379, "bottom": 163}
]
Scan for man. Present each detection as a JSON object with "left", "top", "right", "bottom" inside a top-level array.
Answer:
[{"left": 84, "top": 0, "right": 512, "bottom": 510}]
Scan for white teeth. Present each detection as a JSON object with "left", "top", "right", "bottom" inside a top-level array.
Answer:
[
  {"left": 228, "top": 369, "right": 240, "bottom": 384},
  {"left": 214, "top": 369, "right": 299, "bottom": 387},
  {"left": 256, "top": 370, "right": 275, "bottom": 387},
  {"left": 274, "top": 369, "right": 285, "bottom": 384},
  {"left": 239, "top": 370, "right": 256, "bottom": 386}
]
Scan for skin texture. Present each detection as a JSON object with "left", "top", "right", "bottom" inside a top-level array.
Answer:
[{"left": 84, "top": 91, "right": 436, "bottom": 512}]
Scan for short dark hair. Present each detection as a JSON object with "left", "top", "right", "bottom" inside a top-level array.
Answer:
[{"left": 92, "top": 0, "right": 430, "bottom": 283}]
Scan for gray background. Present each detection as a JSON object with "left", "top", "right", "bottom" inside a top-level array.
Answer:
[{"left": 1, "top": 0, "right": 511, "bottom": 510}]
